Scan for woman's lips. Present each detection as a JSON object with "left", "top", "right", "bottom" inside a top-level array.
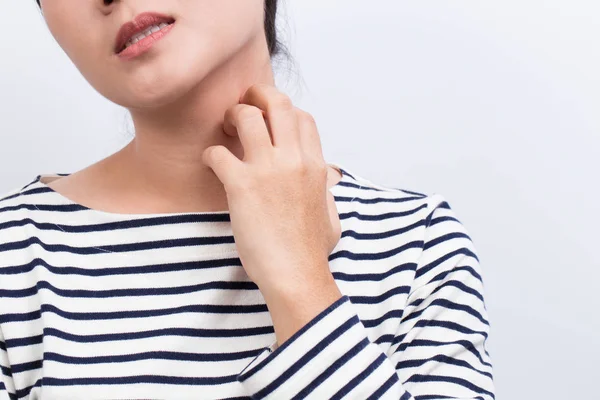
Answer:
[
  {"left": 114, "top": 11, "right": 175, "bottom": 54},
  {"left": 116, "top": 21, "right": 176, "bottom": 61}
]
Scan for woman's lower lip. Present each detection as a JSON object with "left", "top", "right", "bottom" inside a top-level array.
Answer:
[{"left": 117, "top": 22, "right": 175, "bottom": 61}]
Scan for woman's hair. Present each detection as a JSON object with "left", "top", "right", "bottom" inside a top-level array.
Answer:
[
  {"left": 263, "top": 0, "right": 287, "bottom": 59},
  {"left": 34, "top": 0, "right": 288, "bottom": 59}
]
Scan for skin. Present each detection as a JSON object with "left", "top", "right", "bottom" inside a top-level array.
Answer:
[{"left": 39, "top": 0, "right": 344, "bottom": 345}]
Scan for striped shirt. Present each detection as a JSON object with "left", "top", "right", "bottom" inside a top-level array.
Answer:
[{"left": 0, "top": 162, "right": 495, "bottom": 400}]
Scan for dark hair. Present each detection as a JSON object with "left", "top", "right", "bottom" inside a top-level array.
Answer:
[
  {"left": 35, "top": 0, "right": 288, "bottom": 59},
  {"left": 264, "top": 0, "right": 288, "bottom": 60}
]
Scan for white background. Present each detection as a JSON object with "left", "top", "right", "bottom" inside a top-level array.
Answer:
[{"left": 1, "top": 1, "right": 598, "bottom": 398}]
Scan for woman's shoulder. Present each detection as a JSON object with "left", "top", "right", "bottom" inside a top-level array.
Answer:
[
  {"left": 0, "top": 174, "right": 63, "bottom": 246},
  {"left": 0, "top": 176, "right": 46, "bottom": 276},
  {"left": 0, "top": 175, "right": 44, "bottom": 217},
  {"left": 332, "top": 162, "right": 472, "bottom": 260},
  {"left": 330, "top": 162, "right": 450, "bottom": 216}
]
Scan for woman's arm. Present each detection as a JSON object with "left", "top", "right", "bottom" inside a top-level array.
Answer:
[
  {"left": 236, "top": 194, "right": 494, "bottom": 399},
  {"left": 390, "top": 194, "right": 494, "bottom": 398}
]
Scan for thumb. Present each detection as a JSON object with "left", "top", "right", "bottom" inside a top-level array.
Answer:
[{"left": 202, "top": 145, "right": 242, "bottom": 187}]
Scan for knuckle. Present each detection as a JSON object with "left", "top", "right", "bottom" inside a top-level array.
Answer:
[
  {"left": 308, "top": 160, "right": 328, "bottom": 183},
  {"left": 296, "top": 157, "right": 314, "bottom": 176},
  {"left": 207, "top": 146, "right": 226, "bottom": 165},
  {"left": 309, "top": 159, "right": 327, "bottom": 179},
  {"left": 315, "top": 160, "right": 328, "bottom": 176},
  {"left": 298, "top": 109, "right": 317, "bottom": 125},
  {"left": 236, "top": 105, "right": 262, "bottom": 122},
  {"left": 244, "top": 83, "right": 269, "bottom": 103},
  {"left": 269, "top": 93, "right": 294, "bottom": 111},
  {"left": 243, "top": 84, "right": 262, "bottom": 99},
  {"left": 274, "top": 153, "right": 326, "bottom": 184},
  {"left": 250, "top": 82, "right": 269, "bottom": 93}
]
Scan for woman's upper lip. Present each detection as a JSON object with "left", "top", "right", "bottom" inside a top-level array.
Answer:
[{"left": 114, "top": 11, "right": 175, "bottom": 54}]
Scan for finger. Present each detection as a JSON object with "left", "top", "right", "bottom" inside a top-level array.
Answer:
[
  {"left": 239, "top": 83, "right": 299, "bottom": 150},
  {"left": 295, "top": 108, "right": 325, "bottom": 163},
  {"left": 224, "top": 104, "right": 273, "bottom": 163},
  {"left": 202, "top": 145, "right": 244, "bottom": 187}
]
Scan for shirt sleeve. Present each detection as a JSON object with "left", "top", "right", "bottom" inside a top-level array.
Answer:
[
  {"left": 236, "top": 194, "right": 495, "bottom": 399},
  {"left": 0, "top": 325, "right": 16, "bottom": 400}
]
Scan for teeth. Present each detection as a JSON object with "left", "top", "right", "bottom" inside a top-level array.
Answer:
[{"left": 123, "top": 22, "right": 171, "bottom": 50}]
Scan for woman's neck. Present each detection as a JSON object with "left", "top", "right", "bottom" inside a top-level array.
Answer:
[{"left": 101, "top": 38, "right": 277, "bottom": 213}]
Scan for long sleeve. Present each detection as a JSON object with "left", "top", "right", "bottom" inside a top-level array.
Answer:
[
  {"left": 236, "top": 194, "right": 495, "bottom": 399},
  {"left": 0, "top": 325, "right": 16, "bottom": 400}
]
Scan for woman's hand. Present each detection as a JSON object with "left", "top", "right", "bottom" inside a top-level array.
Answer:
[{"left": 202, "top": 84, "right": 342, "bottom": 306}]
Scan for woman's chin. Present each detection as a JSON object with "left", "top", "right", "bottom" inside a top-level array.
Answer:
[{"left": 112, "top": 84, "right": 190, "bottom": 111}]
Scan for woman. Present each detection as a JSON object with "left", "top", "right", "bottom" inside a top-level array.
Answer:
[{"left": 0, "top": 0, "right": 495, "bottom": 399}]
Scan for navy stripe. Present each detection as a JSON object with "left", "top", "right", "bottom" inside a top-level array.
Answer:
[
  {"left": 407, "top": 374, "right": 495, "bottom": 398},
  {"left": 350, "top": 285, "right": 412, "bottom": 304},
  {"left": 4, "top": 335, "right": 43, "bottom": 349},
  {"left": 334, "top": 194, "right": 426, "bottom": 205},
  {"left": 329, "top": 240, "right": 425, "bottom": 262},
  {"left": 338, "top": 203, "right": 429, "bottom": 222},
  {"left": 393, "top": 319, "right": 489, "bottom": 345},
  {"left": 0, "top": 235, "right": 236, "bottom": 255},
  {"left": 12, "top": 348, "right": 265, "bottom": 373},
  {"left": 402, "top": 298, "right": 490, "bottom": 326},
  {"left": 7, "top": 326, "right": 273, "bottom": 348},
  {"left": 415, "top": 248, "right": 479, "bottom": 280},
  {"left": 0, "top": 256, "right": 243, "bottom": 277},
  {"left": 361, "top": 308, "right": 404, "bottom": 329},
  {"left": 423, "top": 232, "right": 472, "bottom": 252},
  {"left": 426, "top": 266, "right": 484, "bottom": 288},
  {"left": 396, "top": 354, "right": 493, "bottom": 380},
  {"left": 44, "top": 374, "right": 239, "bottom": 386},
  {"left": 395, "top": 339, "right": 492, "bottom": 368},
  {"left": 0, "top": 279, "right": 259, "bottom": 299},
  {"left": 0, "top": 212, "right": 232, "bottom": 234},
  {"left": 332, "top": 262, "right": 417, "bottom": 282},
  {"left": 1, "top": 303, "right": 269, "bottom": 323},
  {"left": 341, "top": 219, "right": 427, "bottom": 240},
  {"left": 329, "top": 351, "right": 388, "bottom": 400}
]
